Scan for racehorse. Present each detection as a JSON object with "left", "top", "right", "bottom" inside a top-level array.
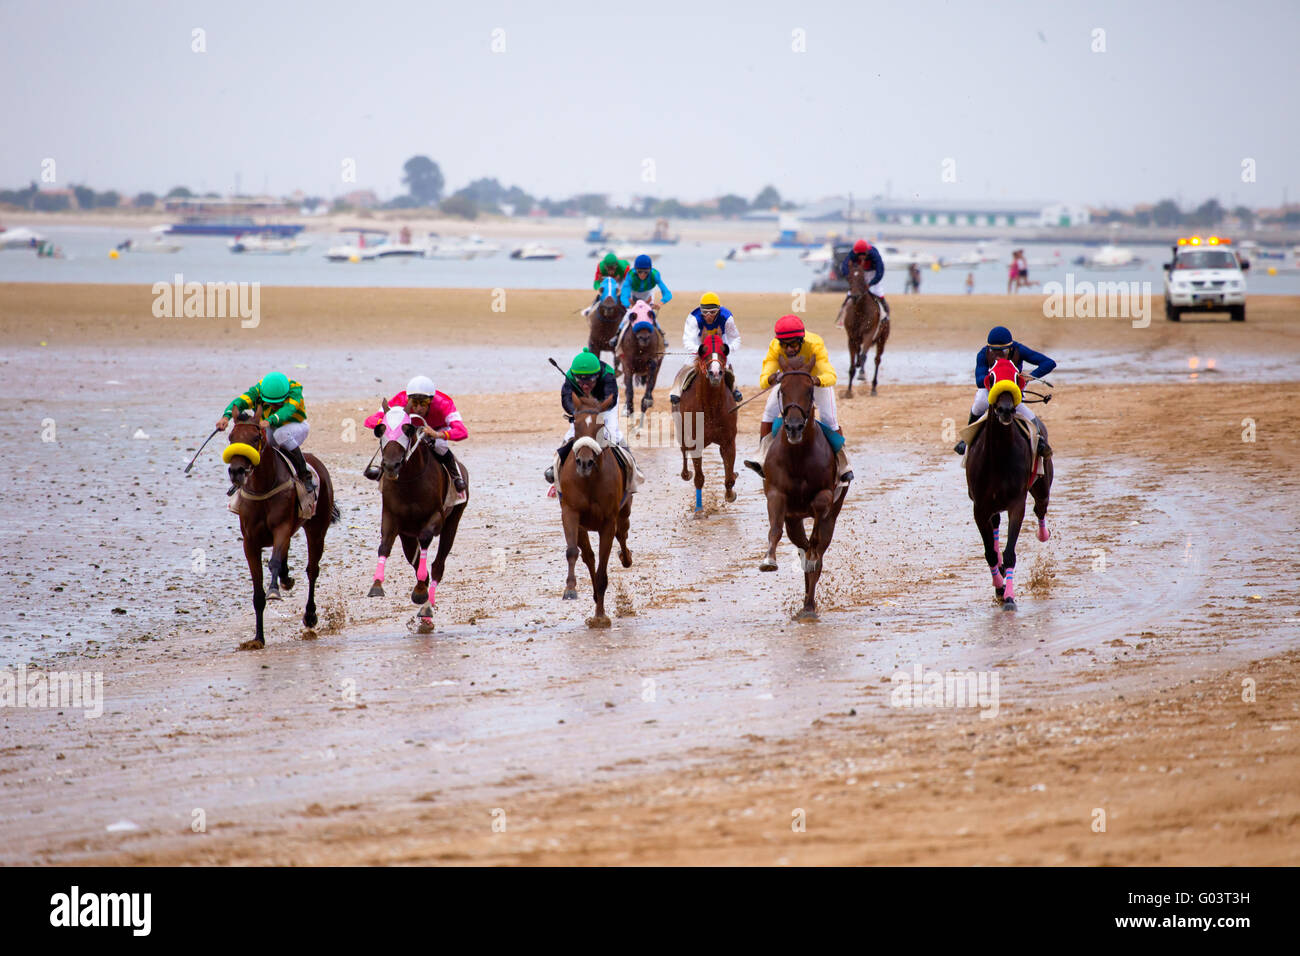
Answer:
[
  {"left": 618, "top": 301, "right": 665, "bottom": 429},
  {"left": 587, "top": 277, "right": 625, "bottom": 368},
  {"left": 676, "top": 332, "right": 737, "bottom": 515},
  {"left": 558, "top": 395, "right": 633, "bottom": 627},
  {"left": 223, "top": 409, "right": 339, "bottom": 648},
  {"left": 757, "top": 356, "right": 847, "bottom": 621},
  {"left": 964, "top": 382, "right": 1053, "bottom": 611},
  {"left": 366, "top": 407, "right": 468, "bottom": 627},
  {"left": 844, "top": 261, "right": 890, "bottom": 397}
]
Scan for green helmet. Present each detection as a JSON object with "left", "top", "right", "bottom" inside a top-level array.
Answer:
[
  {"left": 259, "top": 371, "right": 290, "bottom": 404},
  {"left": 602, "top": 252, "right": 618, "bottom": 268},
  {"left": 570, "top": 350, "right": 601, "bottom": 376}
]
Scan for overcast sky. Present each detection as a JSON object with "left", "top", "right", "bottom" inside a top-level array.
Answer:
[{"left": 3, "top": 0, "right": 1297, "bottom": 208}]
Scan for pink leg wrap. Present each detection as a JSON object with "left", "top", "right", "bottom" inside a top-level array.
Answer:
[
  {"left": 993, "top": 528, "right": 1001, "bottom": 562},
  {"left": 374, "top": 554, "right": 386, "bottom": 581},
  {"left": 1037, "top": 519, "right": 1050, "bottom": 542},
  {"left": 1002, "top": 567, "right": 1015, "bottom": 601},
  {"left": 428, "top": 579, "right": 438, "bottom": 604},
  {"left": 990, "top": 565, "right": 1005, "bottom": 589},
  {"left": 417, "top": 547, "right": 429, "bottom": 582}
]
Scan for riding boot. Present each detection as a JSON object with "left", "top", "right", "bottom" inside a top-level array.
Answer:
[
  {"left": 954, "top": 411, "right": 979, "bottom": 455},
  {"left": 725, "top": 367, "right": 742, "bottom": 402},
  {"left": 834, "top": 427, "right": 854, "bottom": 484},
  {"left": 433, "top": 447, "right": 468, "bottom": 497},
  {"left": 546, "top": 439, "right": 575, "bottom": 484},
  {"left": 286, "top": 446, "right": 315, "bottom": 494},
  {"left": 1038, "top": 435, "right": 1053, "bottom": 459},
  {"left": 743, "top": 421, "right": 772, "bottom": 477}
]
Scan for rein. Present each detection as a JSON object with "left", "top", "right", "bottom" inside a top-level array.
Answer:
[{"left": 777, "top": 370, "right": 815, "bottom": 421}]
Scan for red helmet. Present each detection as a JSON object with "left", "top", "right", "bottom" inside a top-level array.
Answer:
[
  {"left": 853, "top": 239, "right": 871, "bottom": 254},
  {"left": 774, "top": 314, "right": 806, "bottom": 340}
]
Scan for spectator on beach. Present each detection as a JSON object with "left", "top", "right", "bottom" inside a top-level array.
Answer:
[
  {"left": 965, "top": 272, "right": 975, "bottom": 295},
  {"left": 905, "top": 262, "right": 921, "bottom": 294}
]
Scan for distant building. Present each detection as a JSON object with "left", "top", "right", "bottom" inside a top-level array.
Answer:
[
  {"left": 871, "top": 199, "right": 1090, "bottom": 228},
  {"left": 339, "top": 190, "right": 379, "bottom": 209}
]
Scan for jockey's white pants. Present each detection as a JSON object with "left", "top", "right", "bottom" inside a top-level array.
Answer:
[
  {"left": 272, "top": 421, "right": 309, "bottom": 450},
  {"left": 565, "top": 407, "right": 623, "bottom": 446},
  {"left": 762, "top": 383, "right": 839, "bottom": 429},
  {"left": 971, "top": 387, "right": 1036, "bottom": 424}
]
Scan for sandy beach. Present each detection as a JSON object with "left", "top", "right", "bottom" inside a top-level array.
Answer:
[{"left": 1, "top": 286, "right": 1297, "bottom": 865}]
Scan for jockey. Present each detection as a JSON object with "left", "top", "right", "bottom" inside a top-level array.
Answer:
[
  {"left": 363, "top": 375, "right": 468, "bottom": 502},
  {"left": 611, "top": 253, "right": 672, "bottom": 349},
  {"left": 953, "top": 325, "right": 1056, "bottom": 457},
  {"left": 670, "top": 292, "right": 743, "bottom": 404},
  {"left": 543, "top": 349, "right": 642, "bottom": 489},
  {"left": 743, "top": 315, "right": 853, "bottom": 485},
  {"left": 217, "top": 372, "right": 315, "bottom": 494},
  {"left": 582, "top": 252, "right": 630, "bottom": 317},
  {"left": 836, "top": 239, "right": 889, "bottom": 328}
]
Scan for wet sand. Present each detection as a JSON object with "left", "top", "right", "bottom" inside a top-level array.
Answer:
[{"left": 1, "top": 285, "right": 1297, "bottom": 865}]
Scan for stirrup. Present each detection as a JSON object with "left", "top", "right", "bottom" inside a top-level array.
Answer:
[
  {"left": 733, "top": 389, "right": 743, "bottom": 402},
  {"left": 544, "top": 466, "right": 555, "bottom": 484},
  {"left": 839, "top": 470, "right": 854, "bottom": 484},
  {"left": 954, "top": 440, "right": 966, "bottom": 455}
]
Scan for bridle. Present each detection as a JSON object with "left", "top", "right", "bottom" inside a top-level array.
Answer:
[
  {"left": 380, "top": 412, "right": 434, "bottom": 480},
  {"left": 778, "top": 369, "right": 815, "bottom": 423}
]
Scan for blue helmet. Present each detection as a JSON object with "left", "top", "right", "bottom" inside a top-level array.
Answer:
[
  {"left": 634, "top": 254, "right": 652, "bottom": 270},
  {"left": 987, "top": 326, "right": 1013, "bottom": 348}
]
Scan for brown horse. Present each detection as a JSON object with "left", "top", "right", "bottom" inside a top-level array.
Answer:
[
  {"left": 757, "top": 357, "right": 847, "bottom": 621},
  {"left": 618, "top": 306, "right": 665, "bottom": 427},
  {"left": 676, "top": 332, "right": 737, "bottom": 515},
  {"left": 366, "top": 408, "right": 468, "bottom": 626},
  {"left": 844, "top": 262, "right": 890, "bottom": 397},
  {"left": 224, "top": 410, "right": 338, "bottom": 648},
  {"left": 558, "top": 396, "right": 633, "bottom": 627},
  {"left": 587, "top": 277, "right": 625, "bottom": 368},
  {"left": 964, "top": 392, "right": 1053, "bottom": 611}
]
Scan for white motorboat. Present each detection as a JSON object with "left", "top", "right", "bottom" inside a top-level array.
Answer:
[
  {"left": 877, "top": 244, "right": 939, "bottom": 269},
  {"left": 800, "top": 243, "right": 834, "bottom": 266},
  {"left": 423, "top": 234, "right": 474, "bottom": 260},
  {"left": 0, "top": 226, "right": 44, "bottom": 249},
  {"left": 510, "top": 244, "right": 563, "bottom": 260},
  {"left": 1080, "top": 244, "right": 1140, "bottom": 269},
  {"left": 725, "top": 242, "right": 778, "bottom": 262},
  {"left": 462, "top": 234, "right": 500, "bottom": 258},
  {"left": 117, "top": 237, "right": 182, "bottom": 254},
  {"left": 229, "top": 233, "right": 308, "bottom": 254},
  {"left": 325, "top": 228, "right": 391, "bottom": 262}
]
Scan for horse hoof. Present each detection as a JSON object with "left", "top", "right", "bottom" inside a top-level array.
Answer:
[
  {"left": 303, "top": 609, "right": 317, "bottom": 629},
  {"left": 620, "top": 550, "right": 632, "bottom": 568},
  {"left": 1002, "top": 599, "right": 1018, "bottom": 612},
  {"left": 280, "top": 576, "right": 294, "bottom": 591},
  {"left": 586, "top": 615, "right": 612, "bottom": 629},
  {"left": 411, "top": 588, "right": 428, "bottom": 606},
  {"left": 794, "top": 608, "right": 820, "bottom": 623},
  {"left": 724, "top": 488, "right": 736, "bottom": 502},
  {"left": 367, "top": 583, "right": 385, "bottom": 598},
  {"left": 238, "top": 638, "right": 265, "bottom": 651},
  {"left": 693, "top": 509, "right": 705, "bottom": 520},
  {"left": 759, "top": 559, "right": 778, "bottom": 572},
  {"left": 266, "top": 588, "right": 281, "bottom": 602},
  {"left": 680, "top": 470, "right": 691, "bottom": 481},
  {"left": 1038, "top": 526, "right": 1051, "bottom": 542},
  {"left": 416, "top": 612, "right": 434, "bottom": 634},
  {"left": 870, "top": 387, "right": 878, "bottom": 396},
  {"left": 563, "top": 589, "right": 578, "bottom": 600}
]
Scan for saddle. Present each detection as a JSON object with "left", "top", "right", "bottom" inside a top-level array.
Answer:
[
  {"left": 228, "top": 450, "right": 318, "bottom": 519},
  {"left": 959, "top": 413, "right": 1044, "bottom": 485}
]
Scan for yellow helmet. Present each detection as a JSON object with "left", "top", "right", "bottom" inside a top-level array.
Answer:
[{"left": 699, "top": 292, "right": 721, "bottom": 307}]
